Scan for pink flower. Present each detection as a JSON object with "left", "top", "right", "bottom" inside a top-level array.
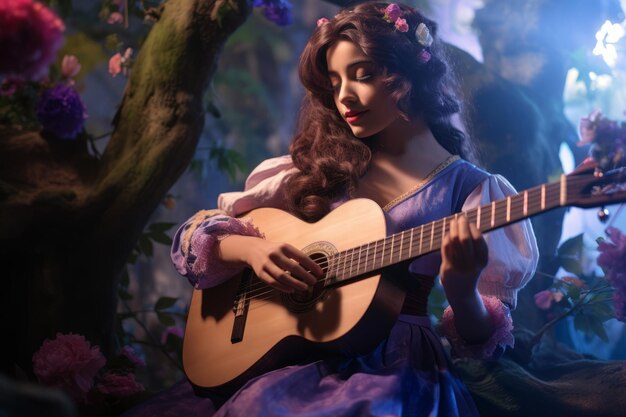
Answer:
[
  {"left": 32, "top": 333, "right": 106, "bottom": 401},
  {"left": 0, "top": 0, "right": 65, "bottom": 80},
  {"left": 577, "top": 109, "right": 602, "bottom": 146},
  {"left": 534, "top": 290, "right": 556, "bottom": 310},
  {"left": 316, "top": 17, "right": 329, "bottom": 27},
  {"left": 394, "top": 18, "right": 408, "bottom": 32},
  {"left": 108, "top": 48, "right": 133, "bottom": 77},
  {"left": 96, "top": 372, "right": 145, "bottom": 398},
  {"left": 417, "top": 49, "right": 431, "bottom": 63},
  {"left": 61, "top": 54, "right": 80, "bottom": 78},
  {"left": 120, "top": 345, "right": 145, "bottom": 368},
  {"left": 107, "top": 11, "right": 124, "bottom": 25},
  {"left": 383, "top": 3, "right": 402, "bottom": 22}
]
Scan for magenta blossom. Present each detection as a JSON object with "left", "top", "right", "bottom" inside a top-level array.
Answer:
[
  {"left": 96, "top": 372, "right": 145, "bottom": 398},
  {"left": 0, "top": 0, "right": 65, "bottom": 80},
  {"left": 534, "top": 289, "right": 564, "bottom": 310},
  {"left": 32, "top": 333, "right": 106, "bottom": 401},
  {"left": 383, "top": 3, "right": 402, "bottom": 22}
]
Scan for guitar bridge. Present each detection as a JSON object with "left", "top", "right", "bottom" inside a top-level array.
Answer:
[{"left": 231, "top": 269, "right": 252, "bottom": 343}]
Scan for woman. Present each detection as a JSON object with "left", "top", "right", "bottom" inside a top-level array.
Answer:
[{"left": 129, "top": 2, "right": 538, "bottom": 416}]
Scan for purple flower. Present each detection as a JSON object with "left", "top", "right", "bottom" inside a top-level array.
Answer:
[
  {"left": 597, "top": 227, "right": 626, "bottom": 320},
  {"left": 36, "top": 84, "right": 87, "bottom": 140},
  {"left": 255, "top": 0, "right": 293, "bottom": 26},
  {"left": 0, "top": 0, "right": 65, "bottom": 80}
]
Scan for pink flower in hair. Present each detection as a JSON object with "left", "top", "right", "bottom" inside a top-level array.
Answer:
[
  {"left": 394, "top": 18, "right": 408, "bottom": 32},
  {"left": 418, "top": 49, "right": 431, "bottom": 63},
  {"left": 0, "top": 0, "right": 65, "bottom": 80},
  {"left": 383, "top": 3, "right": 402, "bottom": 22},
  {"left": 32, "top": 333, "right": 106, "bottom": 401},
  {"left": 61, "top": 54, "right": 81, "bottom": 78},
  {"left": 107, "top": 11, "right": 124, "bottom": 25},
  {"left": 317, "top": 17, "right": 329, "bottom": 27}
]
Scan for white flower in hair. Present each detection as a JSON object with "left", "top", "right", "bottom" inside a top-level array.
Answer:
[{"left": 415, "top": 22, "right": 433, "bottom": 48}]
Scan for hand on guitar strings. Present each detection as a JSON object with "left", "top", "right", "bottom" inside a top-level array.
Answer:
[
  {"left": 238, "top": 237, "right": 324, "bottom": 293},
  {"left": 439, "top": 215, "right": 488, "bottom": 301}
]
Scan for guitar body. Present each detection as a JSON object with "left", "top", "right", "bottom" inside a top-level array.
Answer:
[{"left": 183, "top": 199, "right": 407, "bottom": 395}]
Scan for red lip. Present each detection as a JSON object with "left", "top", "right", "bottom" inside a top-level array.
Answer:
[{"left": 344, "top": 110, "right": 367, "bottom": 123}]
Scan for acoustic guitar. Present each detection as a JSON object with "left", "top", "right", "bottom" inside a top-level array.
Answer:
[{"left": 183, "top": 162, "right": 626, "bottom": 395}]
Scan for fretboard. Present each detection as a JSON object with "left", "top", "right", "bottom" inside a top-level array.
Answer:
[{"left": 325, "top": 175, "right": 567, "bottom": 286}]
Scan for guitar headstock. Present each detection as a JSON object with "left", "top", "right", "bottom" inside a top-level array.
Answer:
[{"left": 566, "top": 163, "right": 626, "bottom": 208}]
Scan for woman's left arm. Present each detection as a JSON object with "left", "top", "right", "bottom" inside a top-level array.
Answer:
[{"left": 439, "top": 174, "right": 539, "bottom": 359}]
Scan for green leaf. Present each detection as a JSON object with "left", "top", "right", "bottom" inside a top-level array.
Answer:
[
  {"left": 120, "top": 268, "right": 130, "bottom": 288},
  {"left": 154, "top": 297, "right": 178, "bottom": 311},
  {"left": 118, "top": 288, "right": 134, "bottom": 301},
  {"left": 589, "top": 319, "right": 610, "bottom": 342},
  {"left": 557, "top": 234, "right": 584, "bottom": 275},
  {"left": 149, "top": 231, "right": 173, "bottom": 245},
  {"left": 157, "top": 312, "right": 176, "bottom": 326},
  {"left": 149, "top": 222, "right": 177, "bottom": 232},
  {"left": 138, "top": 235, "right": 153, "bottom": 257}
]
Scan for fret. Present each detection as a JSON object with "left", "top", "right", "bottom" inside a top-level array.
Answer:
[
  {"left": 490, "top": 201, "right": 496, "bottom": 228},
  {"left": 441, "top": 217, "right": 446, "bottom": 241},
  {"left": 390, "top": 234, "right": 395, "bottom": 265},
  {"left": 523, "top": 191, "right": 528, "bottom": 216},
  {"left": 399, "top": 231, "right": 404, "bottom": 262},
  {"left": 560, "top": 174, "right": 567, "bottom": 206},
  {"left": 409, "top": 229, "right": 413, "bottom": 258},
  {"left": 541, "top": 185, "right": 546, "bottom": 210},
  {"left": 372, "top": 241, "right": 377, "bottom": 272},
  {"left": 342, "top": 250, "right": 347, "bottom": 280},
  {"left": 476, "top": 206, "right": 481, "bottom": 229},
  {"left": 356, "top": 244, "right": 362, "bottom": 275},
  {"left": 506, "top": 196, "right": 511, "bottom": 222},
  {"left": 364, "top": 242, "right": 369, "bottom": 274},
  {"left": 429, "top": 222, "right": 435, "bottom": 250},
  {"left": 380, "top": 238, "right": 385, "bottom": 268},
  {"left": 419, "top": 224, "right": 424, "bottom": 254}
]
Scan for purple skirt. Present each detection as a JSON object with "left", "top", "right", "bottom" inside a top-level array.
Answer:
[{"left": 122, "top": 316, "right": 480, "bottom": 417}]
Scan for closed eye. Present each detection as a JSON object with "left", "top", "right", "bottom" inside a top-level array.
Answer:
[{"left": 356, "top": 74, "right": 373, "bottom": 82}]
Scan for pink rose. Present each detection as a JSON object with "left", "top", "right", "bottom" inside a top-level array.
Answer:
[
  {"left": 316, "top": 17, "right": 329, "bottom": 27},
  {"left": 96, "top": 372, "right": 145, "bottom": 398},
  {"left": 383, "top": 4, "right": 402, "bottom": 22},
  {"left": 394, "top": 17, "right": 408, "bottom": 33},
  {"left": 32, "top": 333, "right": 106, "bottom": 401},
  {"left": 0, "top": 0, "right": 65, "bottom": 80},
  {"left": 61, "top": 54, "right": 80, "bottom": 78}
]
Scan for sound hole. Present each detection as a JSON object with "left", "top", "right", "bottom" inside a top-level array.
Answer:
[{"left": 282, "top": 251, "right": 330, "bottom": 313}]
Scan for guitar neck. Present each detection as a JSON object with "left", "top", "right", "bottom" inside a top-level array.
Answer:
[{"left": 327, "top": 175, "right": 567, "bottom": 285}]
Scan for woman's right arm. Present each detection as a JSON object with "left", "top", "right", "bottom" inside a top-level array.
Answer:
[{"left": 170, "top": 156, "right": 321, "bottom": 292}]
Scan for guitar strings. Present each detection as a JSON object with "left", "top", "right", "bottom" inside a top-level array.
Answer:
[{"left": 237, "top": 174, "right": 624, "bottom": 307}]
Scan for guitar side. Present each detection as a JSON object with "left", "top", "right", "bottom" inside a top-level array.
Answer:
[{"left": 183, "top": 199, "right": 407, "bottom": 395}]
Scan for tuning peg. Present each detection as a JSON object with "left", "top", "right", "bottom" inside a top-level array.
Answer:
[{"left": 598, "top": 206, "right": 610, "bottom": 223}]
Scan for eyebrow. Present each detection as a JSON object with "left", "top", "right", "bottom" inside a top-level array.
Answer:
[{"left": 327, "top": 60, "right": 376, "bottom": 76}]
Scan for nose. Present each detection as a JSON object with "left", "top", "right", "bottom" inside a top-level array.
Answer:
[{"left": 337, "top": 80, "right": 356, "bottom": 105}]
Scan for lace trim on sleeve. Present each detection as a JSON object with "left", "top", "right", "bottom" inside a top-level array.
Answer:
[{"left": 438, "top": 295, "right": 514, "bottom": 360}]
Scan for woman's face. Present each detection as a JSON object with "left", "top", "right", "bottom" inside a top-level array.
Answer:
[{"left": 326, "top": 40, "right": 402, "bottom": 138}]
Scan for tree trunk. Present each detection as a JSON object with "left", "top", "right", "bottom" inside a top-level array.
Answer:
[{"left": 0, "top": 0, "right": 251, "bottom": 376}]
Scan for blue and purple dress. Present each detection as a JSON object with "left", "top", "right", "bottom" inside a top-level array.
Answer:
[{"left": 125, "top": 155, "right": 538, "bottom": 417}]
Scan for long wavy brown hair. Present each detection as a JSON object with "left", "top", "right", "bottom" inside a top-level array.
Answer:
[{"left": 285, "top": 1, "right": 478, "bottom": 222}]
